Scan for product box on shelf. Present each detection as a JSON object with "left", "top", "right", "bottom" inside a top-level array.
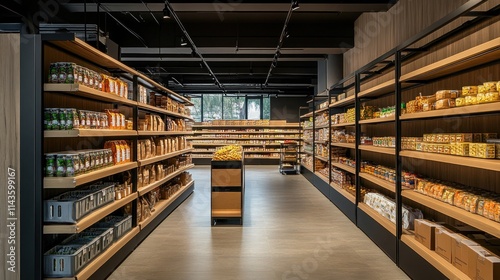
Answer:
[
  {"left": 414, "top": 219, "right": 442, "bottom": 250},
  {"left": 435, "top": 227, "right": 457, "bottom": 263},
  {"left": 452, "top": 235, "right": 481, "bottom": 275},
  {"left": 474, "top": 251, "right": 500, "bottom": 280}
]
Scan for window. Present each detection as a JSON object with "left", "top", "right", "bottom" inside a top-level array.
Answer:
[
  {"left": 188, "top": 97, "right": 202, "bottom": 122},
  {"left": 246, "top": 98, "right": 262, "bottom": 120},
  {"left": 190, "top": 94, "right": 270, "bottom": 122},
  {"left": 223, "top": 96, "right": 246, "bottom": 120},
  {"left": 263, "top": 96, "right": 270, "bottom": 119},
  {"left": 202, "top": 94, "right": 222, "bottom": 121}
]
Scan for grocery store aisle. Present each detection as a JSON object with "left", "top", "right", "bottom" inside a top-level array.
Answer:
[{"left": 108, "top": 166, "right": 409, "bottom": 280}]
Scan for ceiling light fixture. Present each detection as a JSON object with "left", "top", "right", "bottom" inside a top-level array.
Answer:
[
  {"left": 180, "top": 37, "right": 187, "bottom": 46},
  {"left": 264, "top": 0, "right": 298, "bottom": 87},
  {"left": 164, "top": 0, "right": 224, "bottom": 92},
  {"left": 162, "top": 4, "right": 170, "bottom": 19}
]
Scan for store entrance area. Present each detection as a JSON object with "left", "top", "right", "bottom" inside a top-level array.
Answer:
[{"left": 108, "top": 166, "right": 409, "bottom": 280}]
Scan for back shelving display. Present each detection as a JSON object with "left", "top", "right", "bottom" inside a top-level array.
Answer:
[
  {"left": 299, "top": 2, "right": 500, "bottom": 279},
  {"left": 38, "top": 34, "right": 195, "bottom": 279}
]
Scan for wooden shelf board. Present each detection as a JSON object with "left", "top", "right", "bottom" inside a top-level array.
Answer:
[
  {"left": 193, "top": 131, "right": 299, "bottom": 134},
  {"left": 139, "top": 180, "right": 194, "bottom": 230},
  {"left": 212, "top": 209, "right": 242, "bottom": 217},
  {"left": 243, "top": 150, "right": 280, "bottom": 153},
  {"left": 44, "top": 83, "right": 137, "bottom": 107},
  {"left": 332, "top": 122, "right": 355, "bottom": 128},
  {"left": 192, "top": 150, "right": 215, "bottom": 153},
  {"left": 330, "top": 182, "right": 356, "bottom": 204},
  {"left": 189, "top": 137, "right": 300, "bottom": 141},
  {"left": 315, "top": 155, "right": 329, "bottom": 162},
  {"left": 138, "top": 131, "right": 194, "bottom": 136},
  {"left": 400, "top": 38, "right": 500, "bottom": 82},
  {"left": 136, "top": 103, "right": 192, "bottom": 119},
  {"left": 314, "top": 140, "right": 329, "bottom": 144},
  {"left": 358, "top": 80, "right": 395, "bottom": 98},
  {"left": 303, "top": 127, "right": 314, "bottom": 130},
  {"left": 137, "top": 148, "right": 194, "bottom": 167},
  {"left": 44, "top": 129, "right": 137, "bottom": 138},
  {"left": 400, "top": 102, "right": 500, "bottom": 120},
  {"left": 43, "top": 193, "right": 138, "bottom": 234},
  {"left": 300, "top": 112, "right": 313, "bottom": 118},
  {"left": 137, "top": 164, "right": 194, "bottom": 196},
  {"left": 44, "top": 226, "right": 141, "bottom": 280},
  {"left": 315, "top": 124, "right": 329, "bottom": 129},
  {"left": 359, "top": 115, "right": 395, "bottom": 124},
  {"left": 245, "top": 157, "right": 279, "bottom": 159},
  {"left": 400, "top": 150, "right": 500, "bottom": 172},
  {"left": 330, "top": 162, "right": 355, "bottom": 174},
  {"left": 401, "top": 234, "right": 471, "bottom": 280},
  {"left": 303, "top": 151, "right": 314, "bottom": 156},
  {"left": 331, "top": 142, "right": 356, "bottom": 149},
  {"left": 190, "top": 143, "right": 281, "bottom": 146},
  {"left": 314, "top": 107, "right": 330, "bottom": 114},
  {"left": 192, "top": 124, "right": 301, "bottom": 129},
  {"left": 358, "top": 203, "right": 396, "bottom": 236},
  {"left": 359, "top": 173, "right": 395, "bottom": 193},
  {"left": 329, "top": 95, "right": 355, "bottom": 108},
  {"left": 359, "top": 145, "right": 395, "bottom": 155},
  {"left": 402, "top": 190, "right": 500, "bottom": 239},
  {"left": 43, "top": 162, "right": 138, "bottom": 189},
  {"left": 315, "top": 172, "right": 330, "bottom": 184}
]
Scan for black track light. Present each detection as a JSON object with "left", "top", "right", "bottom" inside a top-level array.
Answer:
[
  {"left": 180, "top": 37, "right": 187, "bottom": 46},
  {"left": 163, "top": 5, "right": 171, "bottom": 19},
  {"left": 292, "top": 0, "right": 299, "bottom": 11}
]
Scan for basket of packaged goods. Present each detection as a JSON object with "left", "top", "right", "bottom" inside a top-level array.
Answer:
[
  {"left": 43, "top": 227, "right": 114, "bottom": 277},
  {"left": 92, "top": 215, "right": 132, "bottom": 240},
  {"left": 212, "top": 145, "right": 243, "bottom": 161},
  {"left": 44, "top": 183, "right": 116, "bottom": 223}
]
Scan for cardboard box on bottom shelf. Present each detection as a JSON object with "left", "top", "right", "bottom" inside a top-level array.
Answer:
[
  {"left": 414, "top": 219, "right": 442, "bottom": 250},
  {"left": 435, "top": 227, "right": 458, "bottom": 263},
  {"left": 452, "top": 235, "right": 481, "bottom": 275},
  {"left": 468, "top": 246, "right": 500, "bottom": 280}
]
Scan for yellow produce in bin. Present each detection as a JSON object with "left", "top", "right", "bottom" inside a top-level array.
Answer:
[{"left": 212, "top": 145, "right": 243, "bottom": 161}]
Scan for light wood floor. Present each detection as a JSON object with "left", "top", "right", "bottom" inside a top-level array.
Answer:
[{"left": 108, "top": 166, "right": 410, "bottom": 280}]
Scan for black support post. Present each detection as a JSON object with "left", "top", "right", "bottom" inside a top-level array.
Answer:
[{"left": 395, "top": 50, "right": 403, "bottom": 265}]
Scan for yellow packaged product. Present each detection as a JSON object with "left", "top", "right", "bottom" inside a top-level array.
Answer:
[
  {"left": 436, "top": 90, "right": 460, "bottom": 100},
  {"left": 485, "top": 91, "right": 499, "bottom": 102},
  {"left": 461, "top": 86, "right": 477, "bottom": 96},
  {"left": 443, "top": 134, "right": 451, "bottom": 143},
  {"left": 416, "top": 142, "right": 423, "bottom": 151},
  {"left": 484, "top": 81, "right": 497, "bottom": 92},
  {"left": 455, "top": 142, "right": 470, "bottom": 156},
  {"left": 478, "top": 85, "right": 487, "bottom": 94},
  {"left": 455, "top": 133, "right": 473, "bottom": 143},
  {"left": 455, "top": 97, "right": 466, "bottom": 107},
  {"left": 497, "top": 81, "right": 500, "bottom": 91},
  {"left": 469, "top": 143, "right": 477, "bottom": 157},
  {"left": 442, "top": 144, "right": 451, "bottom": 154},
  {"left": 473, "top": 143, "right": 495, "bottom": 159},
  {"left": 469, "top": 195, "right": 479, "bottom": 214},
  {"left": 476, "top": 93, "right": 487, "bottom": 104},
  {"left": 486, "top": 139, "right": 500, "bottom": 159},
  {"left": 465, "top": 95, "right": 477, "bottom": 106}
]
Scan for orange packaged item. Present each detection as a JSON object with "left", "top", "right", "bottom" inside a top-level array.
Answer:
[{"left": 105, "top": 110, "right": 116, "bottom": 129}]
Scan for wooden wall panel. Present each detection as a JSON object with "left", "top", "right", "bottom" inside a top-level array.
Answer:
[{"left": 0, "top": 34, "right": 20, "bottom": 280}]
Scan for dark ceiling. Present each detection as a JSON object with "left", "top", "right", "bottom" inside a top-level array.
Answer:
[{"left": 1, "top": 0, "right": 397, "bottom": 96}]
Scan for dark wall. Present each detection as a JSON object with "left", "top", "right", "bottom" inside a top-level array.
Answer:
[{"left": 270, "top": 97, "right": 309, "bottom": 123}]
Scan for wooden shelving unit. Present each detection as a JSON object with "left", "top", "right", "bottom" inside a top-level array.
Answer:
[
  {"left": 359, "top": 145, "right": 396, "bottom": 155},
  {"left": 138, "top": 164, "right": 195, "bottom": 196},
  {"left": 330, "top": 182, "right": 356, "bottom": 204},
  {"left": 315, "top": 155, "right": 329, "bottom": 162},
  {"left": 315, "top": 124, "right": 329, "bottom": 129},
  {"left": 43, "top": 162, "right": 138, "bottom": 189},
  {"left": 189, "top": 137, "right": 300, "bottom": 141},
  {"left": 331, "top": 162, "right": 356, "bottom": 174},
  {"left": 192, "top": 124, "right": 301, "bottom": 129},
  {"left": 137, "top": 148, "right": 194, "bottom": 167},
  {"left": 137, "top": 102, "right": 193, "bottom": 120},
  {"left": 331, "top": 122, "right": 355, "bottom": 128},
  {"left": 400, "top": 150, "right": 500, "bottom": 172},
  {"left": 358, "top": 203, "right": 396, "bottom": 236},
  {"left": 44, "top": 129, "right": 137, "bottom": 138},
  {"left": 43, "top": 193, "right": 138, "bottom": 234},
  {"left": 137, "top": 131, "right": 194, "bottom": 136},
  {"left": 402, "top": 190, "right": 500, "bottom": 239},
  {"left": 331, "top": 142, "right": 356, "bottom": 149},
  {"left": 358, "top": 80, "right": 395, "bottom": 98},
  {"left": 359, "top": 116, "right": 395, "bottom": 124},
  {"left": 315, "top": 172, "right": 330, "bottom": 184},
  {"left": 400, "top": 102, "right": 500, "bottom": 120},
  {"left": 193, "top": 131, "right": 299, "bottom": 134},
  {"left": 139, "top": 180, "right": 194, "bottom": 230},
  {"left": 329, "top": 95, "right": 355, "bottom": 108},
  {"left": 400, "top": 38, "right": 500, "bottom": 82},
  {"left": 359, "top": 173, "right": 395, "bottom": 193},
  {"left": 44, "top": 83, "right": 138, "bottom": 107},
  {"left": 401, "top": 234, "right": 471, "bottom": 280}
]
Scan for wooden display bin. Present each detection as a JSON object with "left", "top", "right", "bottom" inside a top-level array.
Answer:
[{"left": 211, "top": 159, "right": 245, "bottom": 225}]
